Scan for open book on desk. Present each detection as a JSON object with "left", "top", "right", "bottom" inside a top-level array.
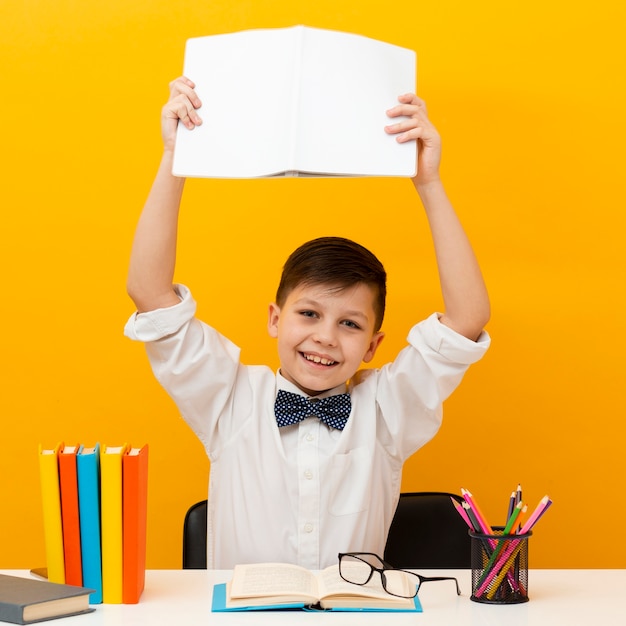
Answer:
[
  {"left": 172, "top": 25, "right": 417, "bottom": 179},
  {"left": 212, "top": 562, "right": 421, "bottom": 612}
]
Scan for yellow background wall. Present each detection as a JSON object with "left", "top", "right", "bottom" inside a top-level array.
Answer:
[{"left": 1, "top": 0, "right": 624, "bottom": 569}]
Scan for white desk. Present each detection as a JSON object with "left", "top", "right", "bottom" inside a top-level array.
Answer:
[{"left": 4, "top": 569, "right": 625, "bottom": 625}]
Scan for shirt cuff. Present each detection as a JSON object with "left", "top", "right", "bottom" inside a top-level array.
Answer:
[
  {"left": 124, "top": 284, "right": 196, "bottom": 342},
  {"left": 409, "top": 312, "right": 491, "bottom": 364}
]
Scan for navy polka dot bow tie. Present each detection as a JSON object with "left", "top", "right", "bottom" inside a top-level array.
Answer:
[{"left": 275, "top": 389, "right": 352, "bottom": 431}]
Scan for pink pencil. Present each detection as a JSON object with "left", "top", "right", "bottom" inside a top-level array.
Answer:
[
  {"left": 518, "top": 495, "right": 551, "bottom": 534},
  {"left": 451, "top": 497, "right": 474, "bottom": 529},
  {"left": 533, "top": 498, "right": 553, "bottom": 525},
  {"left": 461, "top": 488, "right": 493, "bottom": 534}
]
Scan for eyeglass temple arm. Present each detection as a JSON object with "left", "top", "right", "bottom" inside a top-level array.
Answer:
[{"left": 419, "top": 575, "right": 462, "bottom": 596}]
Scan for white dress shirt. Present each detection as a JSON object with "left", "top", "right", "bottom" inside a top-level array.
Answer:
[{"left": 124, "top": 285, "right": 490, "bottom": 569}]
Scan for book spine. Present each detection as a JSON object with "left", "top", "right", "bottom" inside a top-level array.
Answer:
[
  {"left": 38, "top": 443, "right": 65, "bottom": 584},
  {"left": 76, "top": 445, "right": 103, "bottom": 604},
  {"left": 100, "top": 444, "right": 129, "bottom": 603},
  {"left": 59, "top": 445, "right": 83, "bottom": 586},
  {"left": 122, "top": 445, "right": 149, "bottom": 604},
  {"left": 0, "top": 601, "right": 23, "bottom": 624},
  {"left": 287, "top": 25, "right": 305, "bottom": 172}
]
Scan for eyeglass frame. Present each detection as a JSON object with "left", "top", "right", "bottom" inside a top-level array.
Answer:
[{"left": 338, "top": 552, "right": 461, "bottom": 598}]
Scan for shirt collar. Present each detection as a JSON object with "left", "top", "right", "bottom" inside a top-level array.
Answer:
[{"left": 276, "top": 370, "right": 348, "bottom": 400}]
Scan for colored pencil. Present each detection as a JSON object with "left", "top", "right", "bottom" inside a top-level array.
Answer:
[
  {"left": 474, "top": 502, "right": 525, "bottom": 589},
  {"left": 485, "top": 542, "right": 525, "bottom": 600},
  {"left": 461, "top": 488, "right": 493, "bottom": 535},
  {"left": 475, "top": 495, "right": 551, "bottom": 599},
  {"left": 451, "top": 497, "right": 474, "bottom": 529},
  {"left": 462, "top": 502, "right": 482, "bottom": 533},
  {"left": 460, "top": 485, "right": 553, "bottom": 600},
  {"left": 506, "top": 491, "right": 516, "bottom": 522},
  {"left": 511, "top": 504, "right": 528, "bottom": 534},
  {"left": 503, "top": 501, "right": 524, "bottom": 535},
  {"left": 475, "top": 537, "right": 523, "bottom": 597},
  {"left": 518, "top": 495, "right": 551, "bottom": 535},
  {"left": 532, "top": 498, "right": 553, "bottom": 526}
]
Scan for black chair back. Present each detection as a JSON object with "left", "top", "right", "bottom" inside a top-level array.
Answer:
[
  {"left": 183, "top": 492, "right": 470, "bottom": 570},
  {"left": 383, "top": 492, "right": 471, "bottom": 568},
  {"left": 183, "top": 500, "right": 207, "bottom": 569}
]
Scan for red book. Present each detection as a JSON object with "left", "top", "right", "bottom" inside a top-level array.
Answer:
[
  {"left": 59, "top": 444, "right": 83, "bottom": 586},
  {"left": 122, "top": 445, "right": 149, "bottom": 604}
]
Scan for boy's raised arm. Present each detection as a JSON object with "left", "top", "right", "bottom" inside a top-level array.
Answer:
[
  {"left": 126, "top": 77, "right": 203, "bottom": 313},
  {"left": 385, "top": 95, "right": 490, "bottom": 341}
]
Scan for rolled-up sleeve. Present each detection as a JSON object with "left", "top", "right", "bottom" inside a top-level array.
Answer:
[
  {"left": 406, "top": 313, "right": 491, "bottom": 401},
  {"left": 372, "top": 313, "right": 490, "bottom": 459},
  {"left": 123, "top": 284, "right": 246, "bottom": 450},
  {"left": 410, "top": 312, "right": 490, "bottom": 366},
  {"left": 124, "top": 284, "right": 196, "bottom": 342}
]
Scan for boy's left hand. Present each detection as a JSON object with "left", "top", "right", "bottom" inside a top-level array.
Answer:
[{"left": 385, "top": 94, "right": 441, "bottom": 187}]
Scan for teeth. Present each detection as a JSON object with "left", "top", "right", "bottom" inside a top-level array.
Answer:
[{"left": 304, "top": 353, "right": 335, "bottom": 366}]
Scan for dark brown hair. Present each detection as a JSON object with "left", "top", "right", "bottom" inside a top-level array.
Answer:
[{"left": 276, "top": 237, "right": 387, "bottom": 331}]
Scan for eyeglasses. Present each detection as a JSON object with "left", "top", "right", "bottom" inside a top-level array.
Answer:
[{"left": 338, "top": 552, "right": 461, "bottom": 598}]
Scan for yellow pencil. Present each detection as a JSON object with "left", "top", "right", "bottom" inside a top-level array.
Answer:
[{"left": 486, "top": 542, "right": 524, "bottom": 600}]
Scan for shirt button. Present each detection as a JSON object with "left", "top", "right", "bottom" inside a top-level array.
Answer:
[
  {"left": 305, "top": 433, "right": 314, "bottom": 442},
  {"left": 304, "top": 470, "right": 313, "bottom": 480},
  {"left": 304, "top": 523, "right": 314, "bottom": 533}
]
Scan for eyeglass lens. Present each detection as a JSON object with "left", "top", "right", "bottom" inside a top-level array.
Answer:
[
  {"left": 339, "top": 554, "right": 376, "bottom": 584},
  {"left": 339, "top": 553, "right": 460, "bottom": 598},
  {"left": 382, "top": 569, "right": 415, "bottom": 596},
  {"left": 339, "top": 553, "right": 415, "bottom": 598}
]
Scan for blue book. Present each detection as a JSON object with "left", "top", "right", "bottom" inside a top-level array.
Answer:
[
  {"left": 76, "top": 444, "right": 102, "bottom": 604},
  {"left": 211, "top": 563, "right": 422, "bottom": 613}
]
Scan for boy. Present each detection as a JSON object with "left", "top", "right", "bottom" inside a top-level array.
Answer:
[{"left": 125, "top": 77, "right": 490, "bottom": 569}]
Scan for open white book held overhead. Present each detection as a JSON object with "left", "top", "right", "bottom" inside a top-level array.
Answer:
[{"left": 172, "top": 26, "right": 417, "bottom": 178}]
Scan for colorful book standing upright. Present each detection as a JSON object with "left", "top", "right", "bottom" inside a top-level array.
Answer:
[
  {"left": 122, "top": 445, "right": 149, "bottom": 603},
  {"left": 38, "top": 443, "right": 65, "bottom": 584},
  {"left": 100, "top": 444, "right": 129, "bottom": 604},
  {"left": 58, "top": 444, "right": 83, "bottom": 587},
  {"left": 76, "top": 444, "right": 103, "bottom": 604}
]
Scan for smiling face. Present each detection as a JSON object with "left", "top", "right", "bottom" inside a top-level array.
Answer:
[{"left": 267, "top": 282, "right": 385, "bottom": 396}]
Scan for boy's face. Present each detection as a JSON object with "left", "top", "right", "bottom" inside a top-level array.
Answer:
[{"left": 267, "top": 282, "right": 385, "bottom": 396}]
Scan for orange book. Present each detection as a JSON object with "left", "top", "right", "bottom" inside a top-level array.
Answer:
[
  {"left": 122, "top": 445, "right": 149, "bottom": 603},
  {"left": 38, "top": 443, "right": 65, "bottom": 584},
  {"left": 100, "top": 444, "right": 129, "bottom": 603},
  {"left": 59, "top": 444, "right": 83, "bottom": 587}
]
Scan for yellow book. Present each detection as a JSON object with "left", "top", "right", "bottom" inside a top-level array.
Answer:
[
  {"left": 38, "top": 443, "right": 65, "bottom": 584},
  {"left": 100, "top": 444, "right": 129, "bottom": 603}
]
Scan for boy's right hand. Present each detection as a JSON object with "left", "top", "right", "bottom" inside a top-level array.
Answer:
[{"left": 161, "top": 76, "right": 203, "bottom": 152}]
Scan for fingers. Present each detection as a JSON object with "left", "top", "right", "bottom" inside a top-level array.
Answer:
[
  {"left": 385, "top": 93, "right": 432, "bottom": 143},
  {"left": 169, "top": 76, "right": 202, "bottom": 108},
  {"left": 165, "top": 76, "right": 203, "bottom": 130},
  {"left": 164, "top": 96, "right": 203, "bottom": 130},
  {"left": 395, "top": 93, "right": 427, "bottom": 109},
  {"left": 386, "top": 93, "right": 427, "bottom": 119}
]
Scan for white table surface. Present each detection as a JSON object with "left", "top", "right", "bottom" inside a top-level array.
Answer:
[{"left": 4, "top": 569, "right": 625, "bottom": 625}]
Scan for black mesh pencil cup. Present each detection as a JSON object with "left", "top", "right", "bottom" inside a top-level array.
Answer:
[{"left": 469, "top": 527, "right": 531, "bottom": 604}]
